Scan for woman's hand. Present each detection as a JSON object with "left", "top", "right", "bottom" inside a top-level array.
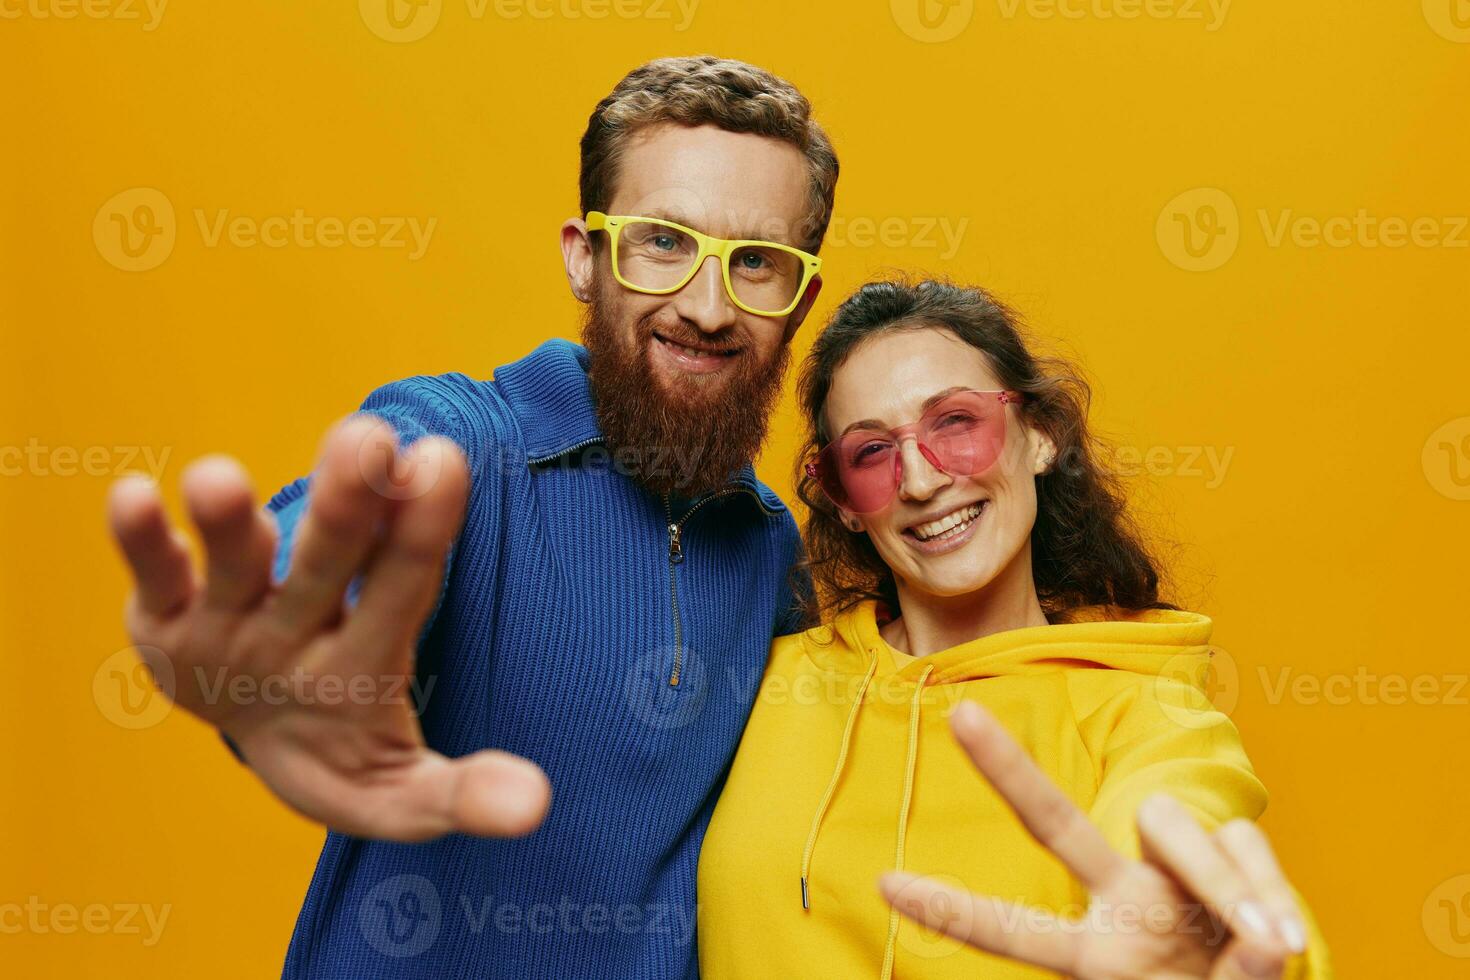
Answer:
[{"left": 879, "top": 700, "right": 1308, "bottom": 979}]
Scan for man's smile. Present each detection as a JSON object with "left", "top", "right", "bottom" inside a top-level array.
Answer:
[{"left": 651, "top": 330, "right": 743, "bottom": 375}]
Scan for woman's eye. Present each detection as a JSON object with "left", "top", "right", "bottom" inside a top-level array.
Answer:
[
  {"left": 850, "top": 442, "right": 891, "bottom": 466},
  {"left": 937, "top": 410, "right": 979, "bottom": 428}
]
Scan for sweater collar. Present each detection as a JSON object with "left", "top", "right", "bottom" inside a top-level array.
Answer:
[
  {"left": 494, "top": 338, "right": 603, "bottom": 463},
  {"left": 492, "top": 338, "right": 785, "bottom": 512}
]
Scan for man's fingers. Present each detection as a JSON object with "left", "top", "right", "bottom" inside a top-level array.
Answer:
[
  {"left": 441, "top": 750, "right": 551, "bottom": 838},
  {"left": 108, "top": 474, "right": 196, "bottom": 618},
  {"left": 880, "top": 871, "right": 1080, "bottom": 973},
  {"left": 182, "top": 455, "right": 277, "bottom": 612},
  {"left": 270, "top": 416, "right": 398, "bottom": 636},
  {"left": 360, "top": 749, "right": 550, "bottom": 842},
  {"left": 1215, "top": 819, "right": 1308, "bottom": 955},
  {"left": 1136, "top": 794, "right": 1290, "bottom": 955},
  {"left": 950, "top": 700, "right": 1127, "bottom": 891},
  {"left": 343, "top": 436, "right": 470, "bottom": 651}
]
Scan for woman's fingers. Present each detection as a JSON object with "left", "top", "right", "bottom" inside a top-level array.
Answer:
[
  {"left": 950, "top": 700, "right": 1127, "bottom": 891},
  {"left": 108, "top": 474, "right": 197, "bottom": 618},
  {"left": 1210, "top": 937, "right": 1289, "bottom": 980},
  {"left": 1215, "top": 819, "right": 1308, "bottom": 955},
  {"left": 1136, "top": 794, "right": 1291, "bottom": 956},
  {"left": 182, "top": 455, "right": 277, "bottom": 612},
  {"left": 880, "top": 871, "right": 1080, "bottom": 974}
]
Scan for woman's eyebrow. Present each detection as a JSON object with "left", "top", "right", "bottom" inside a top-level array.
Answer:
[
  {"left": 837, "top": 386, "right": 973, "bottom": 437},
  {"left": 839, "top": 418, "right": 887, "bottom": 437},
  {"left": 920, "top": 385, "right": 970, "bottom": 409}
]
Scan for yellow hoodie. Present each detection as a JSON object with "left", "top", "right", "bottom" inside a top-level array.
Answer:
[{"left": 698, "top": 600, "right": 1331, "bottom": 978}]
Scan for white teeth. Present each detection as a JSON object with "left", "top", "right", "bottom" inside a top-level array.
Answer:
[
  {"left": 912, "top": 503, "right": 983, "bottom": 542},
  {"left": 663, "top": 337, "right": 728, "bottom": 359}
]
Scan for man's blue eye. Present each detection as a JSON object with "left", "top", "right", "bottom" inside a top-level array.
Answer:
[
  {"left": 652, "top": 235, "right": 678, "bottom": 251},
  {"left": 738, "top": 253, "right": 767, "bottom": 270}
]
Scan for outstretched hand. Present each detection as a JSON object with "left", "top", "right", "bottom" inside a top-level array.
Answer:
[
  {"left": 881, "top": 701, "right": 1306, "bottom": 979},
  {"left": 107, "top": 416, "right": 550, "bottom": 841}
]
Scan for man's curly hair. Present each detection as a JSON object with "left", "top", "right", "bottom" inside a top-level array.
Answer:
[{"left": 579, "top": 56, "right": 838, "bottom": 252}]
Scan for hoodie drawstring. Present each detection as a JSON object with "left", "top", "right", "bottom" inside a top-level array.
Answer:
[
  {"left": 800, "top": 654, "right": 878, "bottom": 910},
  {"left": 880, "top": 665, "right": 933, "bottom": 980}
]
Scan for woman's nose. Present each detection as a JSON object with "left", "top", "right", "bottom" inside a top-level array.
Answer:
[{"left": 896, "top": 438, "right": 950, "bottom": 502}]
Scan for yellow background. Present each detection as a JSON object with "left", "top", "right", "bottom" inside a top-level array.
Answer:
[{"left": 3, "top": 1, "right": 1468, "bottom": 976}]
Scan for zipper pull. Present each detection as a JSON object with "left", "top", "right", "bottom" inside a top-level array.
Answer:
[{"left": 668, "top": 523, "right": 684, "bottom": 564}]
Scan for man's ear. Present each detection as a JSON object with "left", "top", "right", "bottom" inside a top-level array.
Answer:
[
  {"left": 781, "top": 273, "right": 823, "bottom": 344},
  {"left": 1030, "top": 425, "right": 1059, "bottom": 476},
  {"left": 561, "top": 218, "right": 595, "bottom": 304}
]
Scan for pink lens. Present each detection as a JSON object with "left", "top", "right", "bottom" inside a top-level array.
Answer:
[{"left": 808, "top": 390, "right": 1017, "bottom": 514}]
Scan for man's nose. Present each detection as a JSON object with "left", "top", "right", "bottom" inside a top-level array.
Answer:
[
  {"left": 672, "top": 256, "right": 739, "bottom": 334},
  {"left": 896, "top": 438, "right": 950, "bottom": 502}
]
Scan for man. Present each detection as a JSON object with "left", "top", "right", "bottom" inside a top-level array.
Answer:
[{"left": 107, "top": 56, "right": 837, "bottom": 978}]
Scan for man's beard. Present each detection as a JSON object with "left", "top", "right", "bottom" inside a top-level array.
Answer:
[{"left": 581, "top": 291, "right": 790, "bottom": 499}]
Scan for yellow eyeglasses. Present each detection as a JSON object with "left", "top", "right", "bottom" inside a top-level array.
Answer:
[{"left": 586, "top": 212, "right": 822, "bottom": 318}]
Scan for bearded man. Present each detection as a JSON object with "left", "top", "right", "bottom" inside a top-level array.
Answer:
[{"left": 107, "top": 55, "right": 837, "bottom": 979}]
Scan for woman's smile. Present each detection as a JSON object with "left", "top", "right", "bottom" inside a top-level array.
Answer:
[{"left": 901, "top": 499, "right": 988, "bottom": 555}]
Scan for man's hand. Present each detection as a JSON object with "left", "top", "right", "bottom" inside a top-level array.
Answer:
[{"left": 106, "top": 416, "right": 551, "bottom": 842}]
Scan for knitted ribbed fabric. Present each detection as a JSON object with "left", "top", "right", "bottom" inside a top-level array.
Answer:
[{"left": 267, "top": 339, "right": 806, "bottom": 979}]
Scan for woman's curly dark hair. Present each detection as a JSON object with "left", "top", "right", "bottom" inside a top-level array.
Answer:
[{"left": 795, "top": 278, "right": 1174, "bottom": 624}]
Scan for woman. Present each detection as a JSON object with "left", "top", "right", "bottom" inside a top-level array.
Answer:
[{"left": 698, "top": 280, "right": 1330, "bottom": 978}]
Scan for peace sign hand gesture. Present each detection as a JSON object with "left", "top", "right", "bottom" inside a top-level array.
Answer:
[{"left": 881, "top": 701, "right": 1311, "bottom": 979}]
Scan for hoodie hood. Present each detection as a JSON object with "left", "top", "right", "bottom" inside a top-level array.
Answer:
[
  {"left": 794, "top": 600, "right": 1218, "bottom": 978},
  {"left": 814, "top": 599, "right": 1216, "bottom": 686}
]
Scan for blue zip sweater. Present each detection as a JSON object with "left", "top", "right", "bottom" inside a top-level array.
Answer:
[{"left": 266, "top": 339, "right": 807, "bottom": 979}]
